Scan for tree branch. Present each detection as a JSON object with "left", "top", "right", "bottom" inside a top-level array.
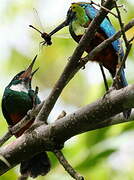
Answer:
[
  {"left": 114, "top": 0, "right": 128, "bottom": 47},
  {"left": 53, "top": 150, "right": 84, "bottom": 180},
  {"left": 0, "top": 84, "right": 134, "bottom": 175}
]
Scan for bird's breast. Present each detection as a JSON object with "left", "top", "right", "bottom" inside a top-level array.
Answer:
[
  {"left": 69, "top": 23, "right": 118, "bottom": 75},
  {"left": 71, "top": 19, "right": 88, "bottom": 36}
]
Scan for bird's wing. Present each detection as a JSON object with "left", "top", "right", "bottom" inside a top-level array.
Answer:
[
  {"left": 85, "top": 4, "right": 124, "bottom": 57},
  {"left": 2, "top": 94, "right": 13, "bottom": 126}
]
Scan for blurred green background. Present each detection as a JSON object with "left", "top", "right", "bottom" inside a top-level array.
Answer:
[{"left": 0, "top": 0, "right": 134, "bottom": 179}]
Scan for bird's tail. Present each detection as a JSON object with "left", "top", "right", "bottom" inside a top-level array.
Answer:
[
  {"left": 20, "top": 152, "right": 51, "bottom": 178},
  {"left": 116, "top": 69, "right": 131, "bottom": 119}
]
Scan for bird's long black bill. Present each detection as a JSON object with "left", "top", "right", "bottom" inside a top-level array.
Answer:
[
  {"left": 27, "top": 55, "right": 37, "bottom": 71},
  {"left": 31, "top": 67, "right": 39, "bottom": 77},
  {"left": 49, "top": 20, "right": 69, "bottom": 37},
  {"left": 20, "top": 55, "right": 38, "bottom": 79}
]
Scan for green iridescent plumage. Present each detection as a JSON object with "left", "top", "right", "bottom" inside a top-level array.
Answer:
[
  {"left": 2, "top": 88, "right": 37, "bottom": 125},
  {"left": 1, "top": 57, "right": 51, "bottom": 178},
  {"left": 71, "top": 3, "right": 89, "bottom": 35}
]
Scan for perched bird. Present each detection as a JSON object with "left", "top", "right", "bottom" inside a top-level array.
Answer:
[
  {"left": 2, "top": 55, "right": 51, "bottom": 178},
  {"left": 48, "top": 2, "right": 131, "bottom": 118}
]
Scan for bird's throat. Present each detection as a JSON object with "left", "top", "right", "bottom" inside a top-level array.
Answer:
[
  {"left": 72, "top": 12, "right": 89, "bottom": 36},
  {"left": 10, "top": 83, "right": 28, "bottom": 93}
]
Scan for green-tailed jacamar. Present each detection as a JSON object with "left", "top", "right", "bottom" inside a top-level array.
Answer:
[
  {"left": 2, "top": 55, "right": 51, "bottom": 178},
  {"left": 44, "top": 2, "right": 131, "bottom": 118}
]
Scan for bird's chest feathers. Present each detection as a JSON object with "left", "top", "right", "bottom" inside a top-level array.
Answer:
[
  {"left": 72, "top": 13, "right": 89, "bottom": 36},
  {"left": 7, "top": 84, "right": 32, "bottom": 112},
  {"left": 10, "top": 83, "right": 28, "bottom": 93},
  {"left": 4, "top": 86, "right": 32, "bottom": 115}
]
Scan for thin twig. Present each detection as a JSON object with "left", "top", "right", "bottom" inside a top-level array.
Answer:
[
  {"left": 117, "top": 4, "right": 127, "bottom": 13},
  {"left": 114, "top": 1, "right": 132, "bottom": 83},
  {"left": 54, "top": 150, "right": 84, "bottom": 180},
  {"left": 53, "top": 111, "right": 84, "bottom": 180},
  {"left": 116, "top": 44, "right": 132, "bottom": 77},
  {"left": 114, "top": 0, "right": 128, "bottom": 47},
  {"left": 91, "top": 0, "right": 118, "bottom": 18}
]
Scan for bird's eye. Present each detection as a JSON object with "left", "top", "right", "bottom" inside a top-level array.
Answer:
[{"left": 14, "top": 75, "right": 19, "bottom": 80}]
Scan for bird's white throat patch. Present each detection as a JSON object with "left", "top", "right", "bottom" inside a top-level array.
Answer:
[{"left": 10, "top": 83, "right": 28, "bottom": 93}]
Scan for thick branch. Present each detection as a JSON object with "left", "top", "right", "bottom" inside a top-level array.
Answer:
[{"left": 0, "top": 84, "right": 134, "bottom": 175}]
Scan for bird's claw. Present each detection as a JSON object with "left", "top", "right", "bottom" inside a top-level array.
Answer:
[
  {"left": 103, "top": 86, "right": 116, "bottom": 99},
  {"left": 112, "top": 76, "right": 120, "bottom": 89}
]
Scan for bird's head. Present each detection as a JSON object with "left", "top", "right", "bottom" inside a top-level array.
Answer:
[
  {"left": 8, "top": 55, "right": 38, "bottom": 92},
  {"left": 49, "top": 3, "right": 87, "bottom": 36},
  {"left": 71, "top": 3, "right": 85, "bottom": 14}
]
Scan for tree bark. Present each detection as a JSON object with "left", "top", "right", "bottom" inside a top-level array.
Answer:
[{"left": 0, "top": 85, "right": 134, "bottom": 175}]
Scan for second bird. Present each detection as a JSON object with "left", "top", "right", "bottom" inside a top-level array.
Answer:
[{"left": 48, "top": 2, "right": 131, "bottom": 118}]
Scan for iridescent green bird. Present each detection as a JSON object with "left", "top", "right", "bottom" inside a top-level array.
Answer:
[
  {"left": 47, "top": 2, "right": 131, "bottom": 118},
  {"left": 2, "top": 56, "right": 51, "bottom": 178}
]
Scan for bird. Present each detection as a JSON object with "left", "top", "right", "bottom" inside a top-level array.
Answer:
[
  {"left": 46, "top": 2, "right": 131, "bottom": 118},
  {"left": 1, "top": 55, "right": 51, "bottom": 178}
]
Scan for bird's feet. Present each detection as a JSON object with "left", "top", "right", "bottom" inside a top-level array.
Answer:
[
  {"left": 112, "top": 76, "right": 121, "bottom": 89},
  {"left": 103, "top": 75, "right": 121, "bottom": 99},
  {"left": 103, "top": 86, "right": 116, "bottom": 99}
]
